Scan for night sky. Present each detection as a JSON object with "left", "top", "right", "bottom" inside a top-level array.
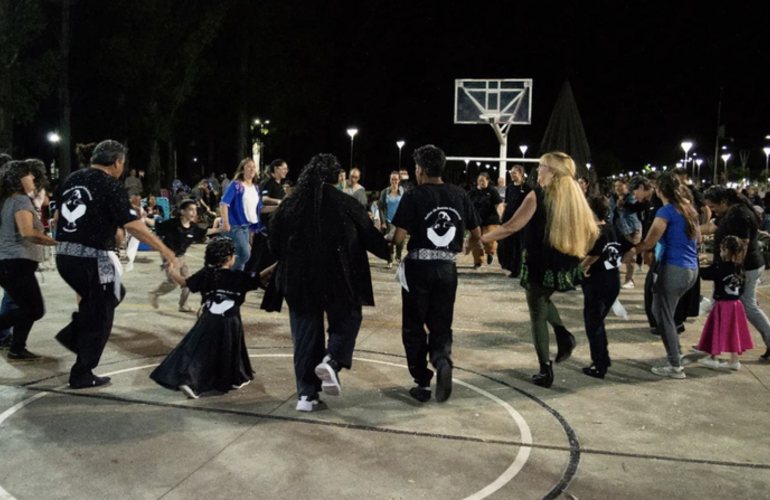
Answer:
[{"left": 15, "top": 1, "right": 770, "bottom": 186}]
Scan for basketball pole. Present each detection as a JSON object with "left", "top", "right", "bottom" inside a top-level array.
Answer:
[{"left": 489, "top": 120, "right": 511, "bottom": 183}]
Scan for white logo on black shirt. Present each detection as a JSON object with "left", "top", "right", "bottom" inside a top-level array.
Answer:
[
  {"left": 426, "top": 209, "right": 458, "bottom": 248},
  {"left": 60, "top": 186, "right": 92, "bottom": 233}
]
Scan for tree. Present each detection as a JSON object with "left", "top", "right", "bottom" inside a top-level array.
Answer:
[{"left": 0, "top": 0, "right": 57, "bottom": 154}]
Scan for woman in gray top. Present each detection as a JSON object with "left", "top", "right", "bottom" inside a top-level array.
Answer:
[{"left": 0, "top": 160, "right": 56, "bottom": 360}]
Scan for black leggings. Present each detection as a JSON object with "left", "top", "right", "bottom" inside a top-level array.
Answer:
[{"left": 0, "top": 259, "right": 44, "bottom": 352}]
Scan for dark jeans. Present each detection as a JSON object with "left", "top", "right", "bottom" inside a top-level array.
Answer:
[
  {"left": 0, "top": 259, "right": 44, "bottom": 352},
  {"left": 56, "top": 255, "right": 123, "bottom": 384},
  {"left": 0, "top": 290, "right": 19, "bottom": 339},
  {"left": 582, "top": 272, "right": 620, "bottom": 370},
  {"left": 401, "top": 260, "right": 457, "bottom": 386},
  {"left": 289, "top": 304, "right": 362, "bottom": 398}
]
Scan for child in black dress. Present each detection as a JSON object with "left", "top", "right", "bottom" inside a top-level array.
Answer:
[{"left": 150, "top": 238, "right": 258, "bottom": 399}]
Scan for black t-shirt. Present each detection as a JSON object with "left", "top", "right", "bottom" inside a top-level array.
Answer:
[
  {"left": 156, "top": 218, "right": 207, "bottom": 256},
  {"left": 55, "top": 168, "right": 137, "bottom": 249},
  {"left": 586, "top": 224, "right": 635, "bottom": 276},
  {"left": 260, "top": 177, "right": 286, "bottom": 201},
  {"left": 186, "top": 268, "right": 262, "bottom": 314},
  {"left": 714, "top": 204, "right": 763, "bottom": 271},
  {"left": 391, "top": 183, "right": 479, "bottom": 254},
  {"left": 502, "top": 183, "right": 530, "bottom": 221},
  {"left": 469, "top": 186, "right": 503, "bottom": 226},
  {"left": 701, "top": 262, "right": 744, "bottom": 301}
]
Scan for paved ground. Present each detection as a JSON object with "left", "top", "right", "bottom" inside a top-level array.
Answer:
[{"left": 1, "top": 245, "right": 770, "bottom": 500}]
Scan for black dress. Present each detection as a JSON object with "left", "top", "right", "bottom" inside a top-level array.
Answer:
[
  {"left": 150, "top": 268, "right": 259, "bottom": 394},
  {"left": 498, "top": 182, "right": 530, "bottom": 275}
]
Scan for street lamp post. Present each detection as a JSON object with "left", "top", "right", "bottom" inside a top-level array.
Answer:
[
  {"left": 396, "top": 140, "right": 405, "bottom": 169},
  {"left": 681, "top": 141, "right": 693, "bottom": 176},
  {"left": 721, "top": 153, "right": 731, "bottom": 184},
  {"left": 763, "top": 147, "right": 770, "bottom": 187},
  {"left": 519, "top": 145, "right": 528, "bottom": 158},
  {"left": 695, "top": 159, "right": 703, "bottom": 185},
  {"left": 47, "top": 132, "right": 61, "bottom": 179},
  {"left": 347, "top": 128, "right": 358, "bottom": 170}
]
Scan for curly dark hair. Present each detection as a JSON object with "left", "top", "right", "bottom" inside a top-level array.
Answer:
[
  {"left": 413, "top": 144, "right": 446, "bottom": 178},
  {"left": 205, "top": 237, "right": 235, "bottom": 267},
  {"left": 0, "top": 159, "right": 48, "bottom": 227},
  {"left": 76, "top": 143, "right": 96, "bottom": 169}
]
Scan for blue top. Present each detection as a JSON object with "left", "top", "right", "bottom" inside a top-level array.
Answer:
[
  {"left": 219, "top": 180, "right": 263, "bottom": 232},
  {"left": 656, "top": 203, "right": 698, "bottom": 269},
  {"left": 385, "top": 191, "right": 402, "bottom": 223}
]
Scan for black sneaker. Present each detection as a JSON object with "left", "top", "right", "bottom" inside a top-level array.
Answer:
[
  {"left": 0, "top": 334, "right": 12, "bottom": 350},
  {"left": 7, "top": 349, "right": 41, "bottom": 361},
  {"left": 435, "top": 358, "right": 452, "bottom": 403},
  {"left": 486, "top": 254, "right": 493, "bottom": 265},
  {"left": 69, "top": 376, "right": 111, "bottom": 389},
  {"left": 760, "top": 348, "right": 770, "bottom": 363},
  {"left": 408, "top": 386, "right": 431, "bottom": 403},
  {"left": 473, "top": 263, "right": 482, "bottom": 269},
  {"left": 314, "top": 355, "right": 341, "bottom": 396}
]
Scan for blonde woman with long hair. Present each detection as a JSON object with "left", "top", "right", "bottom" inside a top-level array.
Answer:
[{"left": 482, "top": 152, "right": 599, "bottom": 388}]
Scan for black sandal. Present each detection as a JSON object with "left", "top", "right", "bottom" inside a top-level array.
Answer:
[{"left": 582, "top": 365, "right": 606, "bottom": 379}]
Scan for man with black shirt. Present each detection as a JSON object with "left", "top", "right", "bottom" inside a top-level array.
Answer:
[
  {"left": 390, "top": 145, "right": 481, "bottom": 403},
  {"left": 149, "top": 200, "right": 223, "bottom": 312},
  {"left": 54, "top": 140, "right": 175, "bottom": 389},
  {"left": 703, "top": 186, "right": 770, "bottom": 361}
]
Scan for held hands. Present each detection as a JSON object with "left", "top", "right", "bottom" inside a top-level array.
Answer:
[{"left": 259, "top": 263, "right": 277, "bottom": 288}]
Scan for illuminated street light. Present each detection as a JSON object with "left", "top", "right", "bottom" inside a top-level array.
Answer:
[
  {"left": 47, "top": 132, "right": 61, "bottom": 144},
  {"left": 721, "top": 153, "right": 731, "bottom": 182},
  {"left": 347, "top": 128, "right": 358, "bottom": 170},
  {"left": 396, "top": 140, "right": 405, "bottom": 169},
  {"left": 695, "top": 158, "right": 703, "bottom": 184},
  {"left": 519, "top": 145, "right": 528, "bottom": 157}
]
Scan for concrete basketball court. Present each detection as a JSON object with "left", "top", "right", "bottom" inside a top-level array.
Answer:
[{"left": 1, "top": 244, "right": 769, "bottom": 500}]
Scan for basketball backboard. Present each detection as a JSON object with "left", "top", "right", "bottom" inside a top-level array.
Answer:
[{"left": 454, "top": 79, "right": 532, "bottom": 125}]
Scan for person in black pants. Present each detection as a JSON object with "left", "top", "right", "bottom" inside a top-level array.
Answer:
[
  {"left": 0, "top": 159, "right": 57, "bottom": 360},
  {"left": 580, "top": 196, "right": 634, "bottom": 378},
  {"left": 54, "top": 140, "right": 175, "bottom": 389},
  {"left": 268, "top": 154, "right": 389, "bottom": 412},
  {"left": 390, "top": 145, "right": 481, "bottom": 403}
]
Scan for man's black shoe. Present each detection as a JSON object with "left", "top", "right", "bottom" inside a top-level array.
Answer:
[
  {"left": 408, "top": 386, "right": 431, "bottom": 403},
  {"left": 435, "top": 358, "right": 452, "bottom": 403},
  {"left": 760, "top": 348, "right": 770, "bottom": 363},
  {"left": 69, "top": 376, "right": 111, "bottom": 389},
  {"left": 486, "top": 254, "right": 493, "bottom": 265},
  {"left": 7, "top": 349, "right": 41, "bottom": 361}
]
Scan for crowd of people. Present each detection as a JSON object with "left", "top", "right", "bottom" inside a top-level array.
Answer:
[{"left": 1, "top": 141, "right": 769, "bottom": 410}]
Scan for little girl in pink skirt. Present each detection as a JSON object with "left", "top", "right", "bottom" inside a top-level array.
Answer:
[{"left": 697, "top": 236, "right": 753, "bottom": 371}]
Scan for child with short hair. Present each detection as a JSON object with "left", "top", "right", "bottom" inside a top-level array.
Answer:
[
  {"left": 696, "top": 236, "right": 753, "bottom": 371},
  {"left": 150, "top": 238, "right": 261, "bottom": 398}
]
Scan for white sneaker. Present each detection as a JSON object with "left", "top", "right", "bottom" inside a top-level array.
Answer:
[
  {"left": 179, "top": 384, "right": 199, "bottom": 399},
  {"left": 621, "top": 281, "right": 635, "bottom": 289},
  {"left": 651, "top": 365, "right": 685, "bottom": 379},
  {"left": 314, "top": 355, "right": 341, "bottom": 396},
  {"left": 719, "top": 361, "right": 741, "bottom": 371},
  {"left": 231, "top": 380, "right": 251, "bottom": 390},
  {"left": 148, "top": 293, "right": 159, "bottom": 309},
  {"left": 697, "top": 357, "right": 724, "bottom": 370},
  {"left": 296, "top": 396, "right": 319, "bottom": 412}
]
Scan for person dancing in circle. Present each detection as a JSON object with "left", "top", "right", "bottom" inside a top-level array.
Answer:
[
  {"left": 482, "top": 152, "right": 599, "bottom": 388},
  {"left": 150, "top": 238, "right": 259, "bottom": 399},
  {"left": 696, "top": 236, "right": 753, "bottom": 371}
]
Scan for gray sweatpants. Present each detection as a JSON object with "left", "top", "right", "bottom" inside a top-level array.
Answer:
[
  {"left": 652, "top": 264, "right": 697, "bottom": 367},
  {"left": 741, "top": 266, "right": 770, "bottom": 348}
]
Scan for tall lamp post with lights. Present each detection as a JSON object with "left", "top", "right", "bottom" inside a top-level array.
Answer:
[
  {"left": 681, "top": 141, "right": 693, "bottom": 176},
  {"left": 763, "top": 147, "right": 770, "bottom": 186},
  {"left": 519, "top": 145, "right": 528, "bottom": 158},
  {"left": 721, "top": 153, "right": 731, "bottom": 184},
  {"left": 695, "top": 159, "right": 703, "bottom": 185},
  {"left": 396, "top": 140, "right": 405, "bottom": 169},
  {"left": 47, "top": 132, "right": 61, "bottom": 179},
  {"left": 347, "top": 128, "right": 358, "bottom": 170}
]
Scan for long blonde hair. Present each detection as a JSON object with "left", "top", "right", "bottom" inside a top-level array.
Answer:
[{"left": 540, "top": 152, "right": 599, "bottom": 257}]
